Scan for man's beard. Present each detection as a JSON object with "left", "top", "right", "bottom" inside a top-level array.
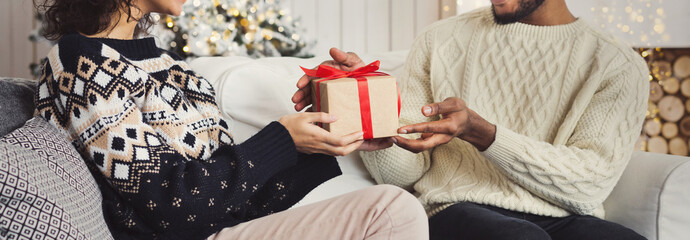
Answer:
[{"left": 492, "top": 0, "right": 545, "bottom": 25}]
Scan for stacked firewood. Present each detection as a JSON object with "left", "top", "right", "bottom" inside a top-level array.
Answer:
[{"left": 638, "top": 48, "right": 690, "bottom": 156}]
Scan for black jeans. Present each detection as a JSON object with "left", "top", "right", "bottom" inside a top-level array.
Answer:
[{"left": 429, "top": 202, "right": 646, "bottom": 240}]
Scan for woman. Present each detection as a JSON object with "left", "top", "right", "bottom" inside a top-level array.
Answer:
[{"left": 33, "top": 0, "right": 428, "bottom": 239}]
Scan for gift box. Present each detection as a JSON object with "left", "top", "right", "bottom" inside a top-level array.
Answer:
[{"left": 302, "top": 61, "right": 400, "bottom": 140}]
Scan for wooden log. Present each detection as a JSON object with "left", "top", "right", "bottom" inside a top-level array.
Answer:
[
  {"left": 644, "top": 119, "right": 662, "bottom": 136},
  {"left": 664, "top": 51, "right": 677, "bottom": 62},
  {"left": 649, "top": 81, "right": 664, "bottom": 102},
  {"left": 662, "top": 122, "right": 679, "bottom": 139},
  {"left": 658, "top": 96, "right": 685, "bottom": 122},
  {"left": 647, "top": 136, "right": 668, "bottom": 154},
  {"left": 662, "top": 77, "right": 680, "bottom": 94},
  {"left": 674, "top": 55, "right": 690, "bottom": 78},
  {"left": 680, "top": 117, "right": 690, "bottom": 136},
  {"left": 681, "top": 78, "right": 690, "bottom": 97},
  {"left": 686, "top": 99, "right": 690, "bottom": 114},
  {"left": 669, "top": 137, "right": 688, "bottom": 156}
]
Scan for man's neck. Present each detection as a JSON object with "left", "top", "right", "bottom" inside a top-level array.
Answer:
[{"left": 519, "top": 0, "right": 577, "bottom": 26}]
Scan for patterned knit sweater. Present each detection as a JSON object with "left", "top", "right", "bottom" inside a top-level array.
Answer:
[
  {"left": 361, "top": 8, "right": 649, "bottom": 218},
  {"left": 35, "top": 34, "right": 341, "bottom": 239}
]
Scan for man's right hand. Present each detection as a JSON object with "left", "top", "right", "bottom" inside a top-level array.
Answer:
[{"left": 291, "top": 48, "right": 367, "bottom": 112}]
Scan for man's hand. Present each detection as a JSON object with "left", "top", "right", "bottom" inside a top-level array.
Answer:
[
  {"left": 291, "top": 48, "right": 367, "bottom": 112},
  {"left": 394, "top": 98, "right": 497, "bottom": 153}
]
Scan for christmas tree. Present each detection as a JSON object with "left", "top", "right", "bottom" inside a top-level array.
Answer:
[
  {"left": 149, "top": 0, "right": 314, "bottom": 59},
  {"left": 30, "top": 0, "right": 314, "bottom": 77}
]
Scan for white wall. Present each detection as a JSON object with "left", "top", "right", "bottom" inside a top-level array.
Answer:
[
  {"left": 0, "top": 0, "right": 443, "bottom": 79},
  {"left": 0, "top": 0, "right": 51, "bottom": 79},
  {"left": 3, "top": 0, "right": 689, "bottom": 79},
  {"left": 284, "top": 0, "right": 441, "bottom": 56}
]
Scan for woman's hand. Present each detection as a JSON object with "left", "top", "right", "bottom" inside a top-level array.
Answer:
[
  {"left": 291, "top": 48, "right": 367, "bottom": 112},
  {"left": 279, "top": 112, "right": 365, "bottom": 156},
  {"left": 394, "top": 98, "right": 496, "bottom": 153}
]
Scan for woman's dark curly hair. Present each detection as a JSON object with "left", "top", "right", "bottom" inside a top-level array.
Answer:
[{"left": 34, "top": 0, "right": 153, "bottom": 40}]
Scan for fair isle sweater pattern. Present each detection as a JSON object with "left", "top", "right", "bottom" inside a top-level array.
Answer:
[{"left": 35, "top": 34, "right": 340, "bottom": 239}]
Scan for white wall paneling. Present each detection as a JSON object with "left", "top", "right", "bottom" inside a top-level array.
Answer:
[
  {"left": 341, "top": 0, "right": 367, "bottom": 54},
  {"left": 365, "top": 0, "right": 391, "bottom": 54},
  {"left": 3, "top": 1, "right": 687, "bottom": 79},
  {"left": 391, "top": 0, "right": 415, "bottom": 51},
  {"left": 0, "top": 0, "right": 11, "bottom": 77},
  {"left": 417, "top": 0, "right": 440, "bottom": 37},
  {"left": 1, "top": 0, "right": 37, "bottom": 79},
  {"left": 286, "top": 0, "right": 443, "bottom": 56},
  {"left": 12, "top": 1, "right": 34, "bottom": 78},
  {"left": 315, "top": 0, "right": 342, "bottom": 55},
  {"left": 1, "top": 0, "right": 445, "bottom": 78}
]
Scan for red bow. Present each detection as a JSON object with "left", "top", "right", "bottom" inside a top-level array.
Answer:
[
  {"left": 301, "top": 61, "right": 401, "bottom": 140},
  {"left": 301, "top": 60, "right": 387, "bottom": 80}
]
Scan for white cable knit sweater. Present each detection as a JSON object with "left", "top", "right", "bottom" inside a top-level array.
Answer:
[{"left": 360, "top": 7, "right": 649, "bottom": 218}]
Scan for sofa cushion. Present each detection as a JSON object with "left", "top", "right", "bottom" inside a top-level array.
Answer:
[
  {"left": 0, "top": 117, "right": 113, "bottom": 239},
  {"left": 0, "top": 78, "right": 37, "bottom": 137},
  {"left": 603, "top": 151, "right": 690, "bottom": 240}
]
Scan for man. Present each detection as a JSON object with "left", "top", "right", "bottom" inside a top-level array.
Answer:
[{"left": 292, "top": 0, "right": 649, "bottom": 239}]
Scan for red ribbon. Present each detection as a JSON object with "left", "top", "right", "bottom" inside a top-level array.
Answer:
[{"left": 301, "top": 61, "right": 401, "bottom": 140}]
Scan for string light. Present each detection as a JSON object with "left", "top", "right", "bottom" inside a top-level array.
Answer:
[
  {"left": 591, "top": 0, "right": 668, "bottom": 47},
  {"left": 166, "top": 16, "right": 174, "bottom": 28}
]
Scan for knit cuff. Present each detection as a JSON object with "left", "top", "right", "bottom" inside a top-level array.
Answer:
[
  {"left": 480, "top": 125, "right": 526, "bottom": 169},
  {"left": 238, "top": 121, "right": 299, "bottom": 179}
]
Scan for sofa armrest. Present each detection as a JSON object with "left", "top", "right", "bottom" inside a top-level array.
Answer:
[{"left": 603, "top": 151, "right": 690, "bottom": 240}]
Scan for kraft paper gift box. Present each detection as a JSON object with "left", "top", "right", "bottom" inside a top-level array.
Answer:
[{"left": 302, "top": 61, "right": 400, "bottom": 140}]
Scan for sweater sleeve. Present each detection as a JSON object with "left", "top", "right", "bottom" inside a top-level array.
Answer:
[
  {"left": 360, "top": 30, "right": 436, "bottom": 190},
  {"left": 480, "top": 61, "right": 649, "bottom": 215},
  {"left": 37, "top": 51, "right": 302, "bottom": 232}
]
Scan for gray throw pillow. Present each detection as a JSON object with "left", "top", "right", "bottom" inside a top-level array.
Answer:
[
  {"left": 0, "top": 78, "right": 37, "bottom": 137},
  {"left": 0, "top": 117, "right": 113, "bottom": 240}
]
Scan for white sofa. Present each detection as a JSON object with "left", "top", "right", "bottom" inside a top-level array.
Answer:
[{"left": 191, "top": 51, "right": 690, "bottom": 240}]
